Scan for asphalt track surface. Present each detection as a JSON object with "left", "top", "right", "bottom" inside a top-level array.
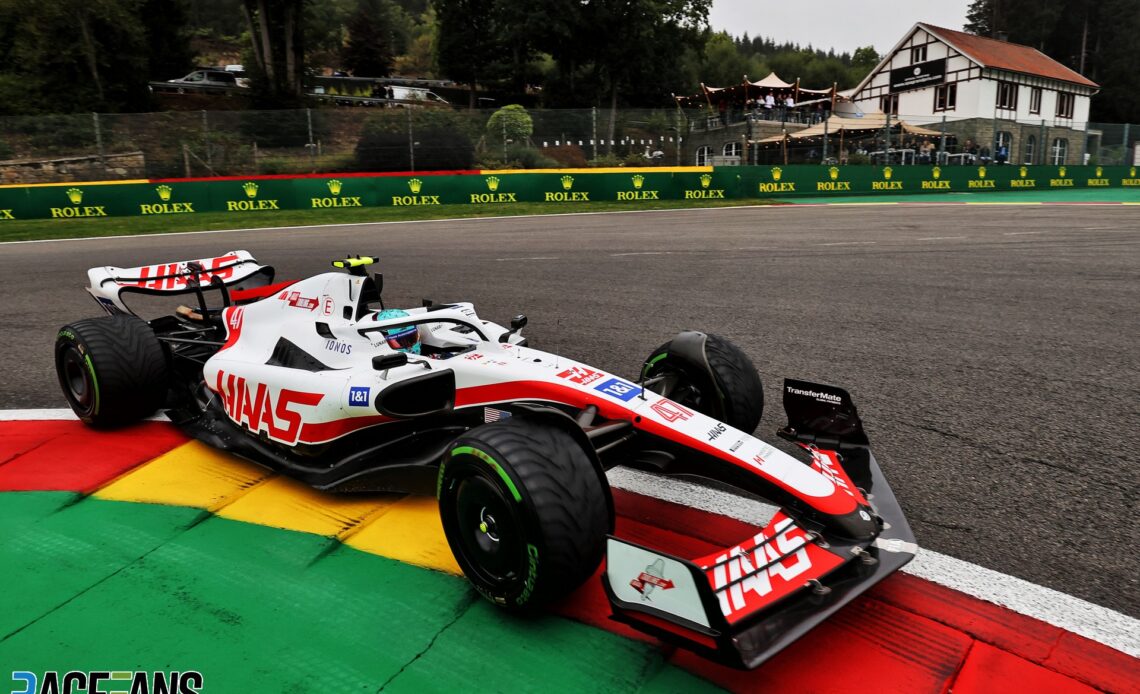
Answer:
[{"left": 2, "top": 202, "right": 1138, "bottom": 619}]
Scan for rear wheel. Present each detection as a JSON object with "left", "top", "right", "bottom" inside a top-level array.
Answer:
[
  {"left": 642, "top": 332, "right": 764, "bottom": 432},
  {"left": 55, "top": 315, "right": 169, "bottom": 427},
  {"left": 438, "top": 419, "right": 609, "bottom": 611}
]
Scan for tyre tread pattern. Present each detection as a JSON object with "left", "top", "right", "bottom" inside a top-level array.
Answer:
[
  {"left": 57, "top": 315, "right": 168, "bottom": 427},
  {"left": 703, "top": 333, "right": 764, "bottom": 433},
  {"left": 446, "top": 420, "right": 609, "bottom": 608}
]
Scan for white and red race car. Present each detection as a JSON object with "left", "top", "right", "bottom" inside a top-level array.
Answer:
[{"left": 55, "top": 251, "right": 916, "bottom": 669}]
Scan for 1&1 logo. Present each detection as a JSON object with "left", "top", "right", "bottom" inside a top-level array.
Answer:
[{"left": 10, "top": 670, "right": 203, "bottom": 694}]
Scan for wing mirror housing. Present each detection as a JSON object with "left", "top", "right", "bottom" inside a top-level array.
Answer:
[
  {"left": 372, "top": 353, "right": 408, "bottom": 371},
  {"left": 500, "top": 314, "right": 528, "bottom": 342}
]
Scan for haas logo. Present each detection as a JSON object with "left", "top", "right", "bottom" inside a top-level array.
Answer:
[{"left": 214, "top": 371, "right": 323, "bottom": 444}]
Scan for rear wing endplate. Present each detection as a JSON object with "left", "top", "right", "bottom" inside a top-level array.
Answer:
[{"left": 86, "top": 250, "right": 273, "bottom": 314}]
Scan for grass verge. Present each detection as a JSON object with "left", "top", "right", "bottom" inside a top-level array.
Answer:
[{"left": 0, "top": 198, "right": 777, "bottom": 243}]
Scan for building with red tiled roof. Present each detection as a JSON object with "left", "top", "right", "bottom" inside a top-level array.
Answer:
[{"left": 851, "top": 23, "right": 1098, "bottom": 165}]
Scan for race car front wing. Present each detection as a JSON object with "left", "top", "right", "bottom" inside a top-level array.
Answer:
[{"left": 602, "top": 381, "right": 917, "bottom": 669}]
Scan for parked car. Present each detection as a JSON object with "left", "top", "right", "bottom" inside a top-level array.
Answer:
[{"left": 167, "top": 70, "right": 243, "bottom": 91}]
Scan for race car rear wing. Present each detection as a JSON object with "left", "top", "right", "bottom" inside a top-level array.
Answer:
[{"left": 87, "top": 250, "right": 274, "bottom": 314}]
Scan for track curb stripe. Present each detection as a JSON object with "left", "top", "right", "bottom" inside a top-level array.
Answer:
[{"left": 1, "top": 416, "right": 1137, "bottom": 693}]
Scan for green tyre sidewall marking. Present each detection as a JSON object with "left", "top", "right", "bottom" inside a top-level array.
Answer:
[
  {"left": 449, "top": 445, "right": 522, "bottom": 502},
  {"left": 84, "top": 353, "right": 101, "bottom": 415}
]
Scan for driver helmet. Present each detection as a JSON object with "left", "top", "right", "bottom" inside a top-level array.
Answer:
[{"left": 374, "top": 308, "right": 421, "bottom": 354}]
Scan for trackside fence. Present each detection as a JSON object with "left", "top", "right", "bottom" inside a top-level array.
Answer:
[{"left": 0, "top": 164, "right": 1137, "bottom": 221}]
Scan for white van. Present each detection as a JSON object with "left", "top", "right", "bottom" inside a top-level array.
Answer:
[{"left": 388, "top": 86, "right": 449, "bottom": 105}]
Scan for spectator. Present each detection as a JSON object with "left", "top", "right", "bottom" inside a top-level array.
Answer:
[
  {"left": 996, "top": 143, "right": 1009, "bottom": 164},
  {"left": 718, "top": 98, "right": 727, "bottom": 126},
  {"left": 763, "top": 91, "right": 775, "bottom": 117}
]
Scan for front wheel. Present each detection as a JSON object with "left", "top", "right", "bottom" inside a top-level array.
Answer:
[
  {"left": 642, "top": 332, "right": 764, "bottom": 433},
  {"left": 55, "top": 315, "right": 169, "bottom": 427},
  {"left": 438, "top": 419, "right": 609, "bottom": 611}
]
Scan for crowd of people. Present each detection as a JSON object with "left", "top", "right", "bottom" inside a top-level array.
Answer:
[{"left": 711, "top": 90, "right": 831, "bottom": 127}]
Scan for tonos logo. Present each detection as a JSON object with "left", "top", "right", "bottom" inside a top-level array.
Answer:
[
  {"left": 227, "top": 181, "right": 281, "bottom": 211},
  {"left": 545, "top": 175, "right": 588, "bottom": 202},
  {"left": 311, "top": 179, "right": 362, "bottom": 208},
  {"left": 470, "top": 176, "right": 517, "bottom": 203},
  {"left": 617, "top": 174, "right": 659, "bottom": 201},
  {"left": 393, "top": 177, "right": 441, "bottom": 206},
  {"left": 140, "top": 184, "right": 195, "bottom": 215},
  {"left": 50, "top": 187, "right": 107, "bottom": 218}
]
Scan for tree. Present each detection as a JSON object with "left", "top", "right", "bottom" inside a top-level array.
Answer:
[
  {"left": 0, "top": 0, "right": 154, "bottom": 114},
  {"left": 242, "top": 0, "right": 306, "bottom": 104},
  {"left": 141, "top": 0, "right": 195, "bottom": 81},
  {"left": 434, "top": 0, "right": 502, "bottom": 106},
  {"left": 485, "top": 104, "right": 532, "bottom": 145},
  {"left": 342, "top": 0, "right": 404, "bottom": 76}
]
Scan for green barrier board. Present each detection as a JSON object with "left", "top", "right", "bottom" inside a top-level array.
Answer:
[{"left": 1, "top": 165, "right": 1137, "bottom": 221}]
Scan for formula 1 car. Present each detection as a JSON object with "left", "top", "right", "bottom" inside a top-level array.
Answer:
[{"left": 55, "top": 251, "right": 917, "bottom": 669}]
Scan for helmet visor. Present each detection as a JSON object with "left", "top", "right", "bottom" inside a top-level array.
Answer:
[{"left": 385, "top": 324, "right": 419, "bottom": 352}]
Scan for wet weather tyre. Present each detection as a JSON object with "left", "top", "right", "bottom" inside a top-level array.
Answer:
[
  {"left": 438, "top": 419, "right": 609, "bottom": 611},
  {"left": 55, "top": 315, "right": 169, "bottom": 427},
  {"left": 642, "top": 333, "right": 764, "bottom": 433}
]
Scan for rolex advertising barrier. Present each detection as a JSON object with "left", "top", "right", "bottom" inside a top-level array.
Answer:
[{"left": 1, "top": 164, "right": 1137, "bottom": 221}]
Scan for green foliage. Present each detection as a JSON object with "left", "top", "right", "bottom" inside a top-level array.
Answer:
[
  {"left": 964, "top": 0, "right": 1139, "bottom": 122},
  {"left": 0, "top": 0, "right": 155, "bottom": 114},
  {"left": 342, "top": 0, "right": 409, "bottom": 76},
  {"left": 354, "top": 108, "right": 475, "bottom": 171},
  {"left": 485, "top": 105, "right": 533, "bottom": 144}
]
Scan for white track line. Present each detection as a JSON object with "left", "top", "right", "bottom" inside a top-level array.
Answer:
[{"left": 2, "top": 408, "right": 1136, "bottom": 657}]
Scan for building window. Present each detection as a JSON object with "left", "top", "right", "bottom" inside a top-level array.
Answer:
[
  {"left": 1029, "top": 87, "right": 1042, "bottom": 114},
  {"left": 880, "top": 94, "right": 899, "bottom": 115},
  {"left": 1050, "top": 138, "right": 1068, "bottom": 165},
  {"left": 934, "top": 83, "right": 957, "bottom": 111},
  {"left": 1056, "top": 92, "right": 1074, "bottom": 119},
  {"left": 995, "top": 131, "right": 1012, "bottom": 163},
  {"left": 695, "top": 146, "right": 712, "bottom": 166},
  {"left": 911, "top": 45, "right": 927, "bottom": 63},
  {"left": 996, "top": 82, "right": 1018, "bottom": 110},
  {"left": 723, "top": 142, "right": 742, "bottom": 157},
  {"left": 1024, "top": 135, "right": 1036, "bottom": 164}
]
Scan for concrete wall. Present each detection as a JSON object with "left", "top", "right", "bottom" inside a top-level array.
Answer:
[{"left": 0, "top": 152, "right": 146, "bottom": 185}]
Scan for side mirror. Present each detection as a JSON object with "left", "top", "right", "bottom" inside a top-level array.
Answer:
[
  {"left": 372, "top": 353, "right": 408, "bottom": 371},
  {"left": 500, "top": 314, "right": 528, "bottom": 343}
]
